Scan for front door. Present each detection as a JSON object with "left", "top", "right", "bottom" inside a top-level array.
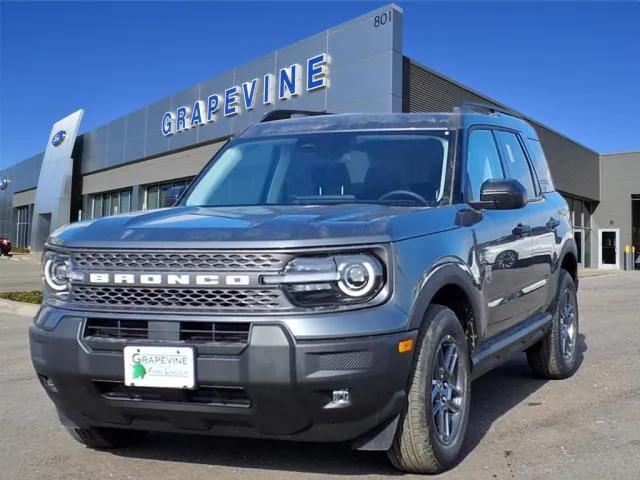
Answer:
[
  {"left": 599, "top": 229, "right": 619, "bottom": 269},
  {"left": 465, "top": 128, "right": 534, "bottom": 339}
]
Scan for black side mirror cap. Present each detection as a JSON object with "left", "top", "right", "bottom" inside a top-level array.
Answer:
[{"left": 469, "top": 178, "right": 528, "bottom": 210}]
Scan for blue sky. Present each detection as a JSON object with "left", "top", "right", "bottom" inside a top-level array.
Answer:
[{"left": 1, "top": 1, "right": 638, "bottom": 170}]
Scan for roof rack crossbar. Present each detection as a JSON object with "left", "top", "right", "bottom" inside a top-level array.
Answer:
[
  {"left": 457, "top": 101, "right": 523, "bottom": 120},
  {"left": 259, "top": 109, "right": 329, "bottom": 123}
]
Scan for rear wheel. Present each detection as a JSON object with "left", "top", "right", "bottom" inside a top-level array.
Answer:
[
  {"left": 67, "top": 427, "right": 147, "bottom": 449},
  {"left": 387, "top": 305, "right": 471, "bottom": 474},
  {"left": 527, "top": 269, "right": 580, "bottom": 379}
]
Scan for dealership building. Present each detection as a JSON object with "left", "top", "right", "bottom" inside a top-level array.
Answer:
[{"left": 0, "top": 4, "right": 636, "bottom": 269}]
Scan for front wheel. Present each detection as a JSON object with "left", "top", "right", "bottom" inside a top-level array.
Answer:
[
  {"left": 387, "top": 305, "right": 471, "bottom": 474},
  {"left": 527, "top": 269, "right": 580, "bottom": 379}
]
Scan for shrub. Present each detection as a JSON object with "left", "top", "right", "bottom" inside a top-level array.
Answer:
[{"left": 0, "top": 291, "right": 43, "bottom": 304}]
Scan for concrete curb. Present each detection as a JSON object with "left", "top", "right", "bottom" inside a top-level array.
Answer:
[
  {"left": 0, "top": 298, "right": 40, "bottom": 317},
  {"left": 579, "top": 269, "right": 625, "bottom": 278}
]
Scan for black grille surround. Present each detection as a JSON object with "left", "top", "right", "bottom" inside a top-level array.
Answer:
[{"left": 84, "top": 318, "right": 251, "bottom": 345}]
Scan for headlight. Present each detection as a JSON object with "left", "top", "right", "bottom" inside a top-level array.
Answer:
[
  {"left": 42, "top": 251, "right": 82, "bottom": 295},
  {"left": 264, "top": 253, "right": 385, "bottom": 307}
]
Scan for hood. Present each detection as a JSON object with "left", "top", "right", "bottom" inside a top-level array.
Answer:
[{"left": 49, "top": 204, "right": 461, "bottom": 249}]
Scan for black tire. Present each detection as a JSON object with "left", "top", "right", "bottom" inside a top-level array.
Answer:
[
  {"left": 526, "top": 269, "right": 580, "bottom": 379},
  {"left": 387, "top": 305, "right": 471, "bottom": 474},
  {"left": 66, "top": 427, "right": 147, "bottom": 449}
]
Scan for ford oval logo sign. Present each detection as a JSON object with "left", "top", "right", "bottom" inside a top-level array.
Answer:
[
  {"left": 52, "top": 130, "right": 67, "bottom": 147},
  {"left": 0, "top": 177, "right": 9, "bottom": 191}
]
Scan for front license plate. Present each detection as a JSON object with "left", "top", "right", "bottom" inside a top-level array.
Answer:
[{"left": 123, "top": 346, "right": 195, "bottom": 389}]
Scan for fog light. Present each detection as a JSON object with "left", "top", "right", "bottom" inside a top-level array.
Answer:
[{"left": 332, "top": 389, "right": 351, "bottom": 406}]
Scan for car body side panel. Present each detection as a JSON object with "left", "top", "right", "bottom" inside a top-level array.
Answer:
[
  {"left": 527, "top": 192, "right": 573, "bottom": 312},
  {"left": 471, "top": 207, "right": 535, "bottom": 338},
  {"left": 394, "top": 223, "right": 490, "bottom": 345}
]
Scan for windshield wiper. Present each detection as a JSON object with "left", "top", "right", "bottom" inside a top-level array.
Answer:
[{"left": 292, "top": 199, "right": 427, "bottom": 207}]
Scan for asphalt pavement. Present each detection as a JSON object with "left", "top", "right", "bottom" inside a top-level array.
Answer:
[
  {"left": 1, "top": 272, "right": 639, "bottom": 480},
  {"left": 0, "top": 254, "right": 42, "bottom": 292}
]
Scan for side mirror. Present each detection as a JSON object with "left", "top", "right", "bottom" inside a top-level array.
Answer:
[{"left": 472, "top": 179, "right": 528, "bottom": 210}]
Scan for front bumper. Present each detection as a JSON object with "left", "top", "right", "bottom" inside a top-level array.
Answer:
[{"left": 30, "top": 307, "right": 417, "bottom": 447}]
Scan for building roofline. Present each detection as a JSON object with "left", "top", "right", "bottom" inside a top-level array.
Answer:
[
  {"left": 405, "top": 57, "right": 600, "bottom": 156},
  {"left": 600, "top": 150, "right": 640, "bottom": 157}
]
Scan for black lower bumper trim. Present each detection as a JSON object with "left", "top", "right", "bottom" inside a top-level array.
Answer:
[{"left": 30, "top": 314, "right": 417, "bottom": 446}]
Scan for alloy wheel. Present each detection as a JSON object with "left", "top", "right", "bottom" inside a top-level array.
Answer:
[
  {"left": 559, "top": 287, "right": 577, "bottom": 360},
  {"left": 430, "top": 337, "right": 465, "bottom": 445}
]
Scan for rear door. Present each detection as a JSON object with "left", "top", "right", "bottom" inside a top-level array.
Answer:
[{"left": 465, "top": 128, "right": 534, "bottom": 339}]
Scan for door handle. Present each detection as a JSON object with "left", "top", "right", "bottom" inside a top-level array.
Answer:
[
  {"left": 546, "top": 217, "right": 561, "bottom": 230},
  {"left": 513, "top": 224, "right": 531, "bottom": 237}
]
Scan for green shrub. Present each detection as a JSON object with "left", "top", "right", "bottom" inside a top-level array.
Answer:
[
  {"left": 12, "top": 247, "right": 30, "bottom": 254},
  {"left": 0, "top": 291, "right": 43, "bottom": 304}
]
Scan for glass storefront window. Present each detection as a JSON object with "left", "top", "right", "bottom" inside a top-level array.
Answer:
[
  {"left": 92, "top": 196, "right": 103, "bottom": 219},
  {"left": 562, "top": 194, "right": 592, "bottom": 268},
  {"left": 102, "top": 194, "right": 112, "bottom": 217},
  {"left": 143, "top": 179, "right": 191, "bottom": 211},
  {"left": 15, "top": 204, "right": 33, "bottom": 248},
  {"left": 573, "top": 199, "right": 583, "bottom": 227},
  {"left": 147, "top": 185, "right": 159, "bottom": 211},
  {"left": 120, "top": 189, "right": 131, "bottom": 214},
  {"left": 89, "top": 188, "right": 133, "bottom": 219}
]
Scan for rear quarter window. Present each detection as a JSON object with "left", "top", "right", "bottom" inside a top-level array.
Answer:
[{"left": 526, "top": 138, "right": 555, "bottom": 193}]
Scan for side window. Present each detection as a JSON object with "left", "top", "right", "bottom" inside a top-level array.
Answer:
[
  {"left": 466, "top": 129, "right": 504, "bottom": 201},
  {"left": 526, "top": 138, "right": 555, "bottom": 193},
  {"left": 494, "top": 131, "right": 536, "bottom": 199}
]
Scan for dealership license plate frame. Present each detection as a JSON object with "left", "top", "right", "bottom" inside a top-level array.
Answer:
[{"left": 123, "top": 346, "right": 196, "bottom": 389}]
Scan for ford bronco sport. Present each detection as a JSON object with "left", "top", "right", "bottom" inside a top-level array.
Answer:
[{"left": 30, "top": 107, "right": 580, "bottom": 474}]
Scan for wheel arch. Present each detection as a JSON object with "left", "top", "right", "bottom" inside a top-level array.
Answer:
[
  {"left": 408, "top": 262, "right": 487, "bottom": 350},
  {"left": 561, "top": 250, "right": 578, "bottom": 285},
  {"left": 557, "top": 236, "right": 579, "bottom": 290},
  {"left": 544, "top": 237, "right": 579, "bottom": 316}
]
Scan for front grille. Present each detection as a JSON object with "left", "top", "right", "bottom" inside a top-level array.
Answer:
[
  {"left": 85, "top": 318, "right": 149, "bottom": 339},
  {"left": 84, "top": 318, "right": 250, "bottom": 345},
  {"left": 93, "top": 381, "right": 251, "bottom": 408},
  {"left": 71, "top": 251, "right": 288, "bottom": 271},
  {"left": 69, "top": 286, "right": 288, "bottom": 312},
  {"left": 180, "top": 321, "right": 250, "bottom": 344}
]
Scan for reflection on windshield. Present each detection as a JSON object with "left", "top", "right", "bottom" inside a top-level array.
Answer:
[{"left": 185, "top": 131, "right": 452, "bottom": 208}]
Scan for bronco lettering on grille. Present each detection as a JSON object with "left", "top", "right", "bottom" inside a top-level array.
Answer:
[{"left": 87, "top": 273, "right": 252, "bottom": 287}]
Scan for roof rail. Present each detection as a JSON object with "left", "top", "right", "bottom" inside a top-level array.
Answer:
[
  {"left": 259, "top": 109, "right": 329, "bottom": 123},
  {"left": 457, "top": 101, "right": 523, "bottom": 120}
]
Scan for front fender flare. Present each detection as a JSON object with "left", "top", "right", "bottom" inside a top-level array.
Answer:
[{"left": 407, "top": 260, "right": 488, "bottom": 344}]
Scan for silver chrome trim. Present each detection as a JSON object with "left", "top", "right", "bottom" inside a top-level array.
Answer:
[
  {"left": 488, "top": 279, "right": 547, "bottom": 309},
  {"left": 488, "top": 298, "right": 504, "bottom": 309},
  {"left": 522, "top": 279, "right": 548, "bottom": 294}
]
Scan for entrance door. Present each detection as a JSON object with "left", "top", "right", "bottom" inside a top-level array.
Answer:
[{"left": 599, "top": 229, "right": 619, "bottom": 269}]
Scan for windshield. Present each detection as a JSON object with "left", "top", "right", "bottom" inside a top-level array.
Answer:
[{"left": 184, "top": 130, "right": 454, "bottom": 208}]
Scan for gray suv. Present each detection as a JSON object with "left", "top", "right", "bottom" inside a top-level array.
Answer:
[{"left": 30, "top": 107, "right": 580, "bottom": 474}]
